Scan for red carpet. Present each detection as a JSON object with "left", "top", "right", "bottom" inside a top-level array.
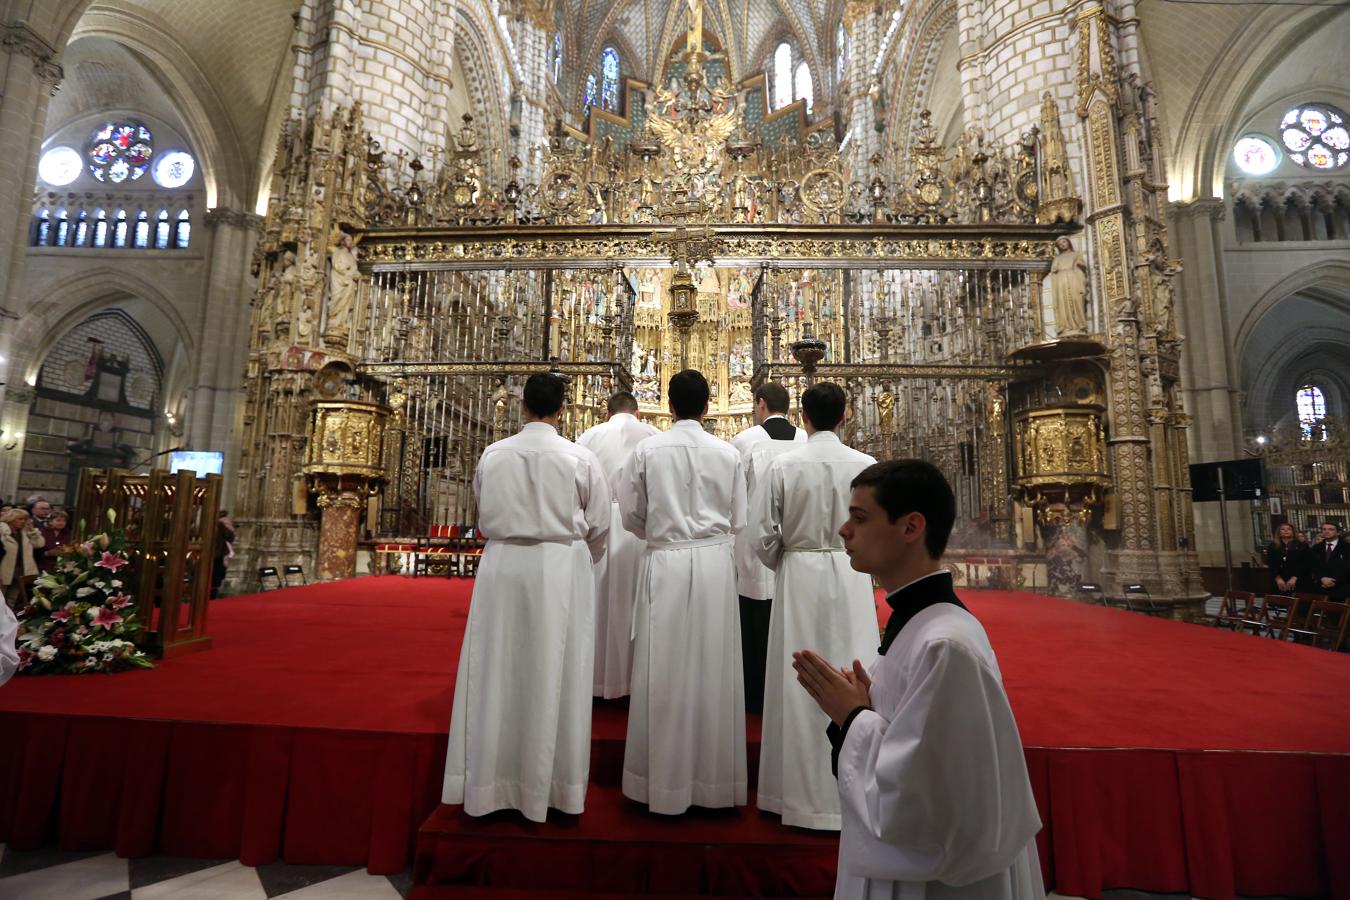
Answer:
[{"left": 2, "top": 577, "right": 1348, "bottom": 899}]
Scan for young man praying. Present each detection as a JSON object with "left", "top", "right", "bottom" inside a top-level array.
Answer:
[{"left": 793, "top": 459, "right": 1044, "bottom": 899}]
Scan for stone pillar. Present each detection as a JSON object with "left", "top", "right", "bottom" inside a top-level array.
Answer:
[
  {"left": 513, "top": 0, "right": 552, "bottom": 187},
  {"left": 0, "top": 384, "right": 36, "bottom": 501},
  {"left": 317, "top": 490, "right": 363, "bottom": 580},
  {"left": 0, "top": 24, "right": 63, "bottom": 372},
  {"left": 841, "top": 0, "right": 882, "bottom": 179},
  {"left": 190, "top": 208, "right": 262, "bottom": 508}
]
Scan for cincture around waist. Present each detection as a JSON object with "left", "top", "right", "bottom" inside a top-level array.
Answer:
[
  {"left": 646, "top": 533, "right": 734, "bottom": 551},
  {"left": 784, "top": 547, "right": 847, "bottom": 553},
  {"left": 490, "top": 537, "right": 582, "bottom": 546}
]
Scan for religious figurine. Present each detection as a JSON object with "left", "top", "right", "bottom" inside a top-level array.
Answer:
[
  {"left": 296, "top": 303, "right": 316, "bottom": 346},
  {"left": 1050, "top": 236, "right": 1090, "bottom": 336},
  {"left": 325, "top": 232, "right": 360, "bottom": 347},
  {"left": 274, "top": 250, "right": 299, "bottom": 339},
  {"left": 639, "top": 270, "right": 661, "bottom": 308},
  {"left": 1145, "top": 241, "right": 1181, "bottom": 337}
]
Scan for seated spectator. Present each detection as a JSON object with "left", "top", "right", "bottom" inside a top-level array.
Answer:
[
  {"left": 1266, "top": 522, "right": 1308, "bottom": 595},
  {"left": 38, "top": 507, "right": 73, "bottom": 573}
]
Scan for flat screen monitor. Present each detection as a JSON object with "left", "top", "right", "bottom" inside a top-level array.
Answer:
[
  {"left": 168, "top": 450, "right": 224, "bottom": 476},
  {"left": 1189, "top": 458, "right": 1264, "bottom": 502}
]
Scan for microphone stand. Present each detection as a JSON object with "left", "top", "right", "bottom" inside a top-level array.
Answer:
[{"left": 130, "top": 446, "right": 185, "bottom": 472}]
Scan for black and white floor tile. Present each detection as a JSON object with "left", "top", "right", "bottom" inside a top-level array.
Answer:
[{"left": 0, "top": 845, "right": 410, "bottom": 899}]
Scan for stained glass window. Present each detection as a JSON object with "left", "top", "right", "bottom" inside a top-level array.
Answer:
[
  {"left": 795, "top": 61, "right": 813, "bottom": 113},
  {"left": 134, "top": 210, "right": 150, "bottom": 249},
  {"left": 113, "top": 209, "right": 129, "bottom": 248},
  {"left": 55, "top": 209, "right": 70, "bottom": 246},
  {"left": 152, "top": 150, "right": 195, "bottom": 188},
  {"left": 774, "top": 43, "right": 793, "bottom": 110},
  {"left": 601, "top": 47, "right": 619, "bottom": 112},
  {"left": 34, "top": 210, "right": 50, "bottom": 246},
  {"left": 93, "top": 210, "right": 108, "bottom": 247},
  {"left": 175, "top": 209, "right": 191, "bottom": 249},
  {"left": 38, "top": 146, "right": 82, "bottom": 186},
  {"left": 551, "top": 32, "right": 562, "bottom": 82},
  {"left": 1297, "top": 385, "right": 1327, "bottom": 438},
  {"left": 1233, "top": 135, "right": 1279, "bottom": 175},
  {"left": 74, "top": 211, "right": 88, "bottom": 247},
  {"left": 155, "top": 210, "right": 170, "bottom": 250},
  {"left": 584, "top": 73, "right": 597, "bottom": 111},
  {"left": 1280, "top": 103, "right": 1348, "bottom": 170},
  {"left": 87, "top": 122, "right": 154, "bottom": 183}
]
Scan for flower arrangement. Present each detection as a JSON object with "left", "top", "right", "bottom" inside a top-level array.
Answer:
[{"left": 15, "top": 508, "right": 153, "bottom": 675}]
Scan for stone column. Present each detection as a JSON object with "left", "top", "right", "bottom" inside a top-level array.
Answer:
[
  {"left": 0, "top": 384, "right": 36, "bottom": 501},
  {"left": 513, "top": 0, "right": 553, "bottom": 188},
  {"left": 190, "top": 208, "right": 262, "bottom": 508},
  {"left": 841, "top": 0, "right": 882, "bottom": 180},
  {"left": 316, "top": 489, "right": 363, "bottom": 580},
  {"left": 0, "top": 24, "right": 63, "bottom": 371}
]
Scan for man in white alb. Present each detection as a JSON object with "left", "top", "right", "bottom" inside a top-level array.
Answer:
[
  {"left": 619, "top": 369, "right": 748, "bottom": 814},
  {"left": 577, "top": 391, "right": 660, "bottom": 698},
  {"left": 442, "top": 373, "right": 611, "bottom": 822},
  {"left": 793, "top": 459, "right": 1044, "bottom": 899},
  {"left": 1, "top": 600, "right": 18, "bottom": 684},
  {"left": 730, "top": 382, "right": 805, "bottom": 714},
  {"left": 752, "top": 381, "right": 877, "bottom": 830}
]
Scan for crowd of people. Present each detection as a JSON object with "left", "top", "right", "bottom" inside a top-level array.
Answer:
[
  {"left": 1, "top": 495, "right": 74, "bottom": 609},
  {"left": 1266, "top": 519, "right": 1349, "bottom": 599},
  {"left": 441, "top": 371, "right": 1044, "bottom": 898}
]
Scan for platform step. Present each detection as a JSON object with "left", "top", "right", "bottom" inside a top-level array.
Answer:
[
  {"left": 409, "top": 888, "right": 828, "bottom": 900},
  {"left": 588, "top": 699, "right": 763, "bottom": 787},
  {"left": 414, "top": 781, "right": 838, "bottom": 897}
]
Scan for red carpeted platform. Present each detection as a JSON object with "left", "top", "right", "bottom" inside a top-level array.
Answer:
[{"left": 2, "top": 577, "right": 1349, "bottom": 899}]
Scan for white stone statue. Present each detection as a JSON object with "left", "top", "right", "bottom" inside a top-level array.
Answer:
[
  {"left": 326, "top": 232, "right": 360, "bottom": 344},
  {"left": 1050, "top": 236, "right": 1090, "bottom": 336}
]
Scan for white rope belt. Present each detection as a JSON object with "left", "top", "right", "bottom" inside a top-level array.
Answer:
[
  {"left": 646, "top": 533, "right": 733, "bottom": 551},
  {"left": 784, "top": 547, "right": 847, "bottom": 553},
  {"left": 490, "top": 536, "right": 582, "bottom": 546}
]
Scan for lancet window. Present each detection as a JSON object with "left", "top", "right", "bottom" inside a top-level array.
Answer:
[
  {"left": 1298, "top": 385, "right": 1328, "bottom": 438},
  {"left": 600, "top": 47, "right": 620, "bottom": 112}
]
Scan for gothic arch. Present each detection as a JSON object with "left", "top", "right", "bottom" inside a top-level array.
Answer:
[
  {"left": 1169, "top": 3, "right": 1340, "bottom": 202},
  {"left": 1234, "top": 260, "right": 1350, "bottom": 363},
  {"left": 9, "top": 268, "right": 196, "bottom": 388},
  {"left": 69, "top": 7, "right": 246, "bottom": 209},
  {"left": 890, "top": 0, "right": 959, "bottom": 149},
  {"left": 448, "top": 5, "right": 509, "bottom": 175}
]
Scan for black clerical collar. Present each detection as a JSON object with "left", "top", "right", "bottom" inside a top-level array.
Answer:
[{"left": 878, "top": 570, "right": 966, "bottom": 655}]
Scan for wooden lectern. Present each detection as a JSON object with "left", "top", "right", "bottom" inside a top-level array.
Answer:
[{"left": 75, "top": 467, "right": 221, "bottom": 658}]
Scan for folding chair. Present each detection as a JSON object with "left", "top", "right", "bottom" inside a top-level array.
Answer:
[
  {"left": 1302, "top": 599, "right": 1350, "bottom": 652},
  {"left": 1077, "top": 583, "right": 1108, "bottom": 607},
  {"left": 1122, "top": 583, "right": 1156, "bottom": 615},
  {"left": 282, "top": 564, "right": 306, "bottom": 586},
  {"left": 1212, "top": 590, "right": 1256, "bottom": 630},
  {"left": 1259, "top": 594, "right": 1297, "bottom": 640},
  {"left": 257, "top": 566, "right": 283, "bottom": 591},
  {"left": 1286, "top": 593, "right": 1325, "bottom": 644}
]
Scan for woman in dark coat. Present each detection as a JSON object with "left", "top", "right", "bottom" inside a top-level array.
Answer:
[
  {"left": 1266, "top": 522, "right": 1308, "bottom": 595},
  {"left": 37, "top": 507, "right": 73, "bottom": 573}
]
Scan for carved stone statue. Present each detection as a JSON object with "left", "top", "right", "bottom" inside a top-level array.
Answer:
[
  {"left": 1050, "top": 236, "right": 1090, "bottom": 336},
  {"left": 326, "top": 233, "right": 360, "bottom": 346},
  {"left": 296, "top": 303, "right": 316, "bottom": 346},
  {"left": 274, "top": 250, "right": 299, "bottom": 339}
]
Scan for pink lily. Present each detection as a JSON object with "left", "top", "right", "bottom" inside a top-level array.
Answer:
[
  {"left": 91, "top": 607, "right": 124, "bottom": 629},
  {"left": 51, "top": 608, "right": 72, "bottom": 622},
  {"left": 96, "top": 551, "right": 128, "bottom": 572},
  {"left": 108, "top": 593, "right": 134, "bottom": 609}
]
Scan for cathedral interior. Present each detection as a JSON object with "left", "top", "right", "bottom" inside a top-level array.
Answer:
[{"left": 1, "top": 0, "right": 1348, "bottom": 612}]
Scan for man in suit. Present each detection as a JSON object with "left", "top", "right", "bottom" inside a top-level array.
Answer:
[{"left": 1307, "top": 520, "right": 1350, "bottom": 600}]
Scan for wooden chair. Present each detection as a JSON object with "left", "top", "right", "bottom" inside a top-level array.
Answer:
[
  {"left": 1258, "top": 594, "right": 1298, "bottom": 640},
  {"left": 1300, "top": 599, "right": 1349, "bottom": 652},
  {"left": 1212, "top": 590, "right": 1256, "bottom": 629}
]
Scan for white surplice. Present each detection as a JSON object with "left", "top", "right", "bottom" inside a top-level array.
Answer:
[
  {"left": 751, "top": 430, "right": 878, "bottom": 830},
  {"left": 442, "top": 421, "right": 611, "bottom": 822},
  {"left": 618, "top": 418, "right": 749, "bottom": 813},
  {"left": 835, "top": 593, "right": 1044, "bottom": 900},
  {"left": 577, "top": 412, "right": 661, "bottom": 698},
  {"left": 730, "top": 417, "right": 805, "bottom": 601},
  {"left": 0, "top": 600, "right": 18, "bottom": 685}
]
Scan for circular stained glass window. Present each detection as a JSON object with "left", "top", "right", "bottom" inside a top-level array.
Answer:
[
  {"left": 38, "top": 146, "right": 83, "bottom": 185},
  {"left": 1280, "top": 103, "right": 1348, "bottom": 170},
  {"left": 87, "top": 121, "right": 154, "bottom": 183},
  {"left": 152, "top": 150, "right": 195, "bottom": 188},
  {"left": 1233, "top": 135, "right": 1280, "bottom": 175}
]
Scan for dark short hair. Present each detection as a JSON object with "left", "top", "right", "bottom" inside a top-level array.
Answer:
[
  {"left": 1324, "top": 520, "right": 1343, "bottom": 531},
  {"left": 607, "top": 391, "right": 638, "bottom": 414},
  {"left": 523, "top": 373, "right": 566, "bottom": 418},
  {"left": 754, "top": 382, "right": 790, "bottom": 414},
  {"left": 668, "top": 369, "right": 710, "bottom": 419},
  {"left": 801, "top": 382, "right": 846, "bottom": 431},
  {"left": 850, "top": 459, "right": 956, "bottom": 559}
]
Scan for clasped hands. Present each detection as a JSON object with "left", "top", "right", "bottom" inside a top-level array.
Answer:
[{"left": 793, "top": 650, "right": 872, "bottom": 726}]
